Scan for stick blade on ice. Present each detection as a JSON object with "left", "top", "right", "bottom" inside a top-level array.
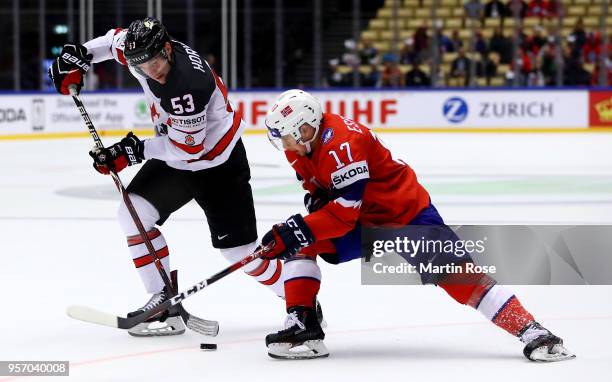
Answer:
[{"left": 66, "top": 305, "right": 119, "bottom": 328}]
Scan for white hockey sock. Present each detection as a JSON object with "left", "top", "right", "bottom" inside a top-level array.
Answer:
[
  {"left": 221, "top": 241, "right": 286, "bottom": 298},
  {"left": 127, "top": 228, "right": 171, "bottom": 293},
  {"left": 475, "top": 284, "right": 534, "bottom": 336},
  {"left": 118, "top": 193, "right": 169, "bottom": 294}
]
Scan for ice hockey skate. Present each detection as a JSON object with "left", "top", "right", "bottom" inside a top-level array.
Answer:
[
  {"left": 127, "top": 286, "right": 185, "bottom": 337},
  {"left": 266, "top": 306, "right": 329, "bottom": 360},
  {"left": 520, "top": 321, "right": 575, "bottom": 362}
]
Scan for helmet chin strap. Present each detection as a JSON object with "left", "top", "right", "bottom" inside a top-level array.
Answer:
[
  {"left": 301, "top": 125, "right": 320, "bottom": 154},
  {"left": 303, "top": 141, "right": 312, "bottom": 154}
]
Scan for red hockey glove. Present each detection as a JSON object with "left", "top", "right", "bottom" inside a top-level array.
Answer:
[
  {"left": 48, "top": 43, "right": 93, "bottom": 95},
  {"left": 89, "top": 132, "right": 145, "bottom": 175},
  {"left": 261, "top": 214, "right": 315, "bottom": 260}
]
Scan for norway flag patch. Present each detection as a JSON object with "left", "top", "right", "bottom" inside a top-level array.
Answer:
[{"left": 281, "top": 105, "right": 293, "bottom": 117}]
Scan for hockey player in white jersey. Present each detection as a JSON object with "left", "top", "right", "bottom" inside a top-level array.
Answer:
[{"left": 48, "top": 17, "right": 288, "bottom": 336}]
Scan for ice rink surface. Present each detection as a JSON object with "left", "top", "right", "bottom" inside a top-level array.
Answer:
[{"left": 1, "top": 132, "right": 611, "bottom": 381}]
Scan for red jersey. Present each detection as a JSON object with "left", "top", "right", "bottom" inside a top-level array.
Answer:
[{"left": 285, "top": 113, "right": 430, "bottom": 242}]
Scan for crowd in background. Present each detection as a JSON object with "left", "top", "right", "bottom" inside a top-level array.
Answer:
[{"left": 326, "top": 0, "right": 611, "bottom": 88}]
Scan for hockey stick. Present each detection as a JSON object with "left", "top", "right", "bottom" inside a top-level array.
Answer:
[
  {"left": 66, "top": 244, "right": 268, "bottom": 330},
  {"left": 67, "top": 85, "right": 218, "bottom": 336}
]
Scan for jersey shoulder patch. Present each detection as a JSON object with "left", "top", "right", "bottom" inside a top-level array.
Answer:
[{"left": 320, "top": 127, "right": 334, "bottom": 145}]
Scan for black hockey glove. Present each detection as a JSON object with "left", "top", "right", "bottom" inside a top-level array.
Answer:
[
  {"left": 261, "top": 214, "right": 315, "bottom": 260},
  {"left": 48, "top": 43, "right": 93, "bottom": 95},
  {"left": 89, "top": 132, "right": 145, "bottom": 175},
  {"left": 304, "top": 189, "right": 330, "bottom": 213}
]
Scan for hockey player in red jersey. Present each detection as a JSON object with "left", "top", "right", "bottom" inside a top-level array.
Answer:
[
  {"left": 48, "top": 18, "right": 290, "bottom": 336},
  {"left": 259, "top": 89, "right": 575, "bottom": 362}
]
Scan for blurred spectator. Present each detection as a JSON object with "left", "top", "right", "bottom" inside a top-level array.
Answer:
[
  {"left": 508, "top": 0, "right": 528, "bottom": 19},
  {"left": 547, "top": 0, "right": 562, "bottom": 18},
  {"left": 464, "top": 0, "right": 484, "bottom": 20},
  {"left": 479, "top": 51, "right": 499, "bottom": 85},
  {"left": 413, "top": 24, "right": 430, "bottom": 60},
  {"left": 451, "top": 30, "right": 464, "bottom": 53},
  {"left": 489, "top": 27, "right": 513, "bottom": 64},
  {"left": 581, "top": 32, "right": 601, "bottom": 64},
  {"left": 484, "top": 0, "right": 508, "bottom": 19},
  {"left": 537, "top": 37, "right": 560, "bottom": 85},
  {"left": 359, "top": 38, "right": 379, "bottom": 65},
  {"left": 362, "top": 63, "right": 381, "bottom": 87},
  {"left": 436, "top": 28, "right": 454, "bottom": 53},
  {"left": 432, "top": 66, "right": 447, "bottom": 87},
  {"left": 473, "top": 30, "right": 488, "bottom": 56},
  {"left": 569, "top": 18, "right": 587, "bottom": 58},
  {"left": 591, "top": 51, "right": 612, "bottom": 86},
  {"left": 451, "top": 47, "right": 473, "bottom": 86},
  {"left": 405, "top": 61, "right": 431, "bottom": 87},
  {"left": 525, "top": 26, "right": 547, "bottom": 55},
  {"left": 504, "top": 70, "right": 516, "bottom": 86},
  {"left": 516, "top": 27, "right": 529, "bottom": 49},
  {"left": 515, "top": 46, "right": 534, "bottom": 84},
  {"left": 526, "top": 0, "right": 550, "bottom": 18},
  {"left": 341, "top": 39, "right": 360, "bottom": 67},
  {"left": 326, "top": 59, "right": 348, "bottom": 87},
  {"left": 399, "top": 38, "right": 418, "bottom": 65},
  {"left": 564, "top": 56, "right": 591, "bottom": 86},
  {"left": 380, "top": 54, "right": 404, "bottom": 87}
]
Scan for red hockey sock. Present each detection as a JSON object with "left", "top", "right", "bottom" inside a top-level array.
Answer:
[
  {"left": 438, "top": 262, "right": 534, "bottom": 336},
  {"left": 285, "top": 277, "right": 320, "bottom": 309},
  {"left": 283, "top": 257, "right": 321, "bottom": 310},
  {"left": 491, "top": 295, "right": 534, "bottom": 336}
]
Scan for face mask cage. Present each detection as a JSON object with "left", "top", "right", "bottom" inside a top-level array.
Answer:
[
  {"left": 266, "top": 124, "right": 304, "bottom": 151},
  {"left": 267, "top": 129, "right": 284, "bottom": 151}
]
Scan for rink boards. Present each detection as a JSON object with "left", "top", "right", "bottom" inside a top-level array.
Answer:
[{"left": 0, "top": 89, "right": 611, "bottom": 139}]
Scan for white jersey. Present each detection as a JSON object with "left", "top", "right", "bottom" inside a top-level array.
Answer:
[{"left": 84, "top": 28, "right": 244, "bottom": 171}]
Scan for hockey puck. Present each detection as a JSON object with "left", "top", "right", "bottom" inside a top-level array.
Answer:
[{"left": 200, "top": 343, "right": 217, "bottom": 351}]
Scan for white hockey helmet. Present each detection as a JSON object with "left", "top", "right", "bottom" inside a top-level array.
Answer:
[{"left": 265, "top": 89, "right": 323, "bottom": 150}]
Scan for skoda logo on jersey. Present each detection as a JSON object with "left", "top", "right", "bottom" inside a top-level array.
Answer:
[
  {"left": 185, "top": 135, "right": 195, "bottom": 146},
  {"left": 443, "top": 97, "right": 469, "bottom": 124},
  {"left": 321, "top": 128, "right": 334, "bottom": 144}
]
